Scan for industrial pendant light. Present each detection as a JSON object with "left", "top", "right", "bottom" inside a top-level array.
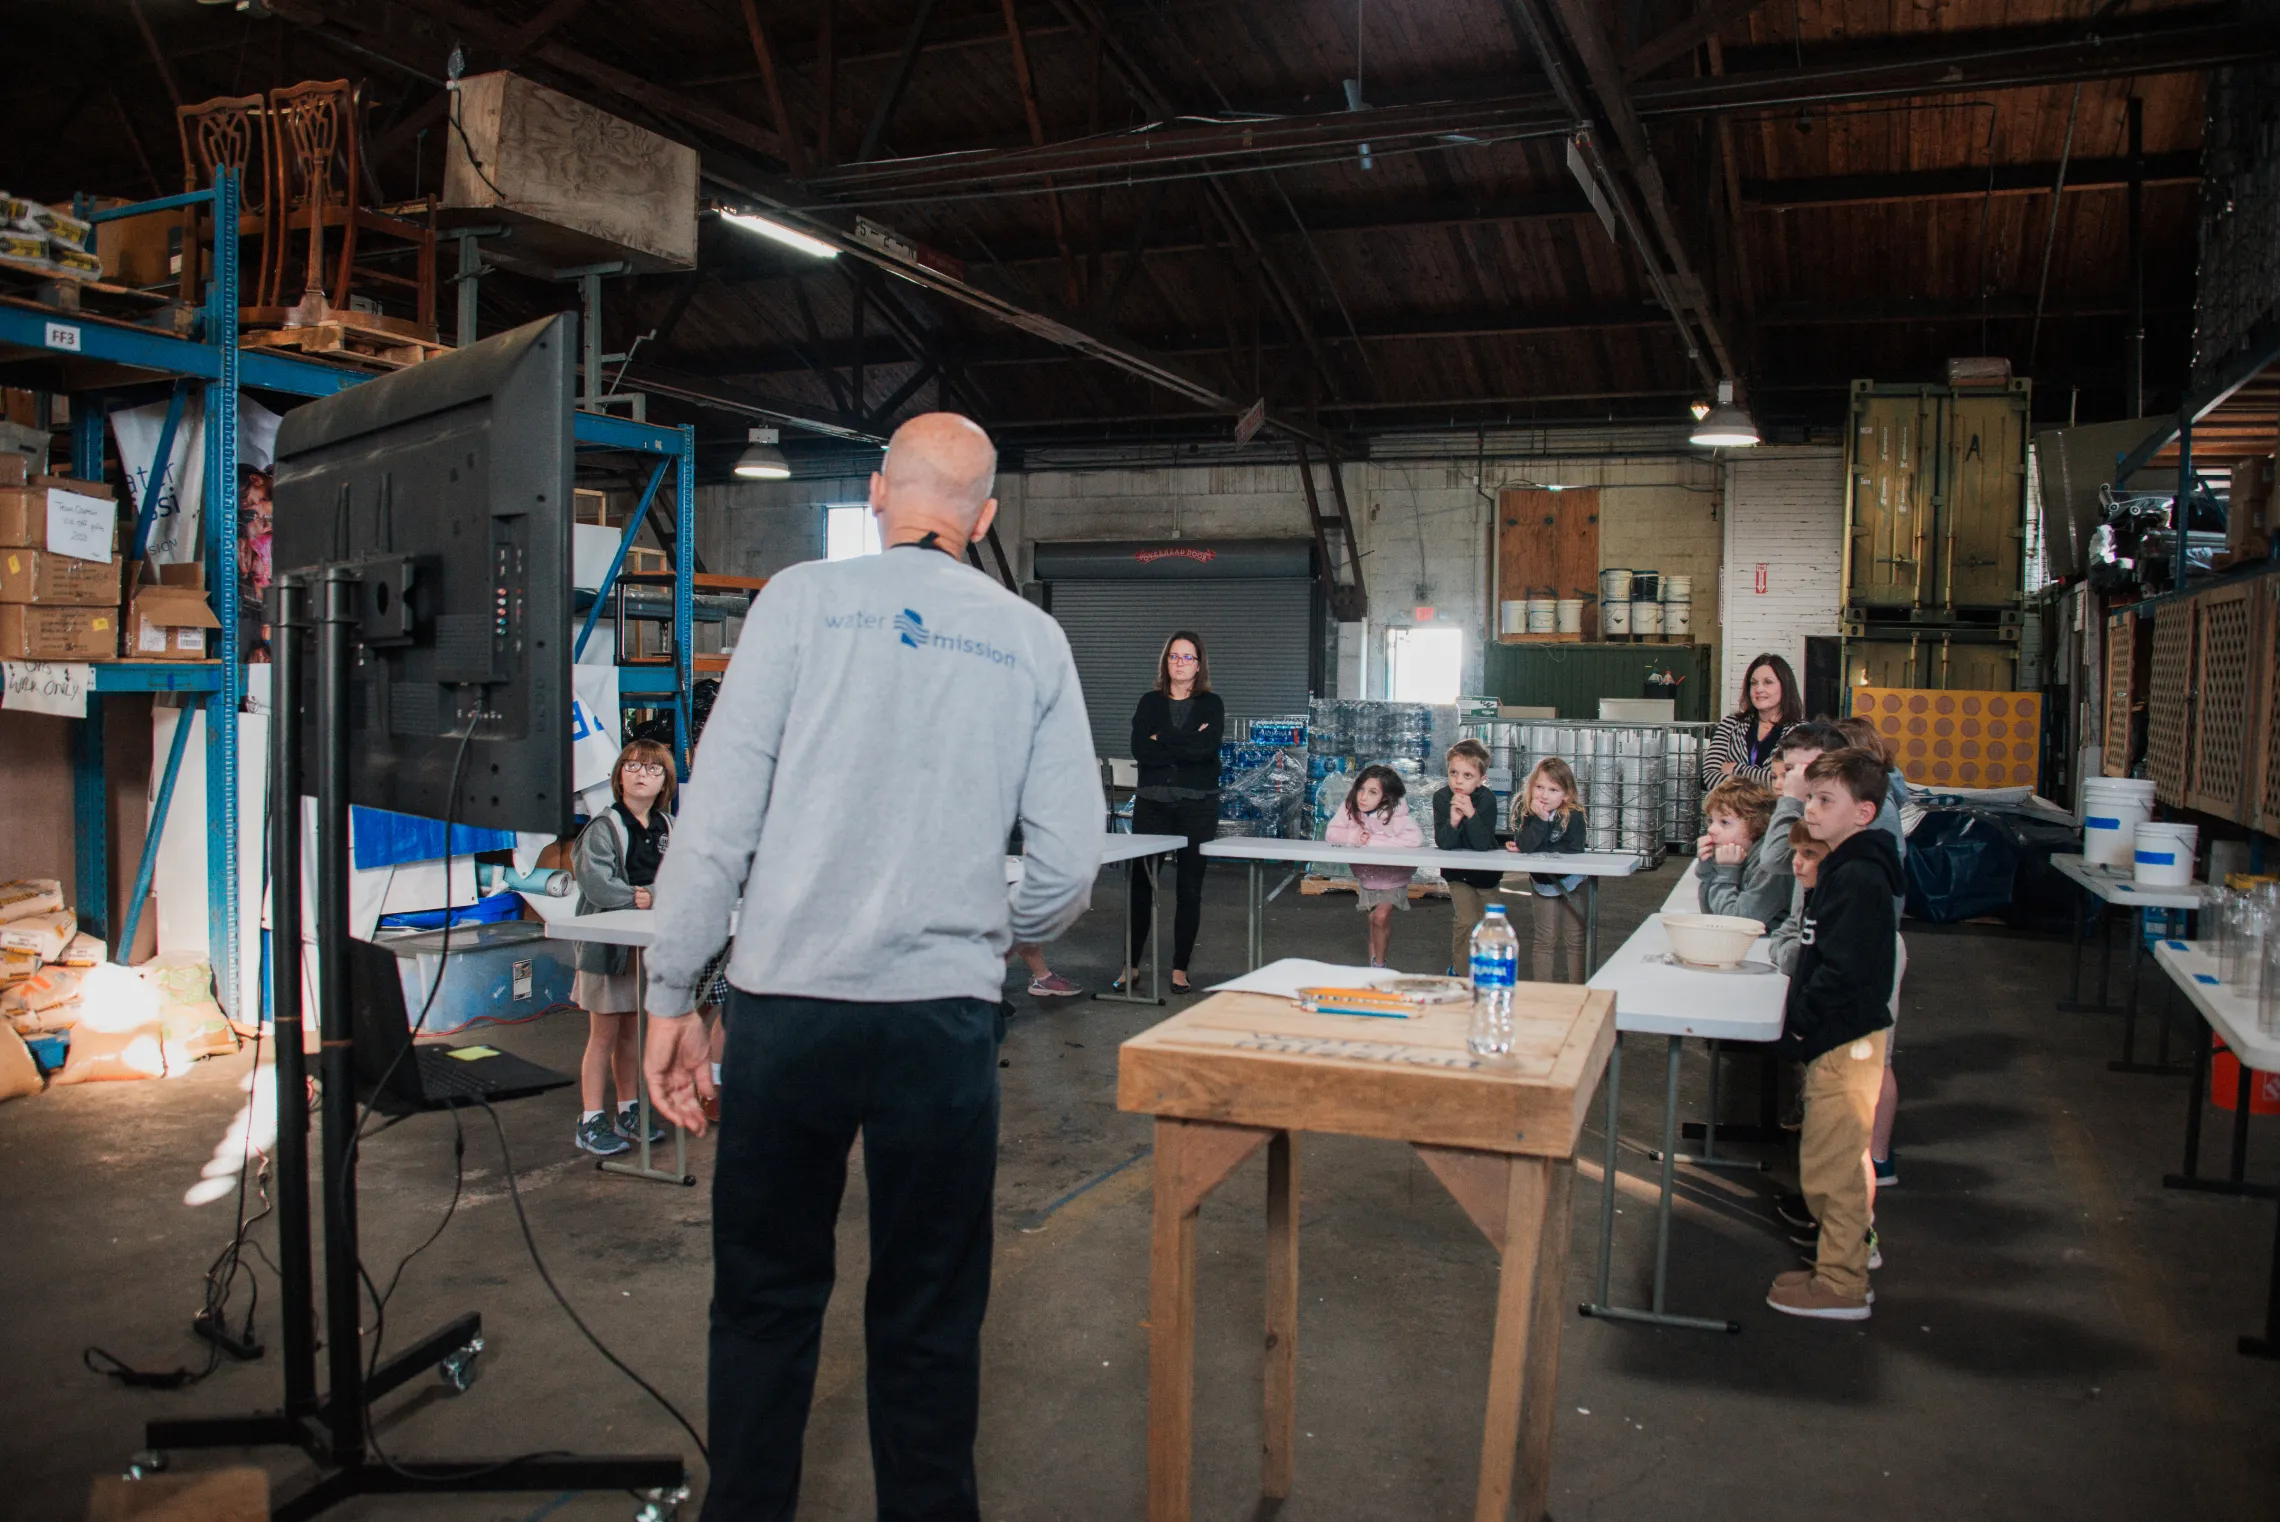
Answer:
[
  {"left": 734, "top": 427, "right": 791, "bottom": 480},
  {"left": 1689, "top": 379, "right": 1760, "bottom": 448}
]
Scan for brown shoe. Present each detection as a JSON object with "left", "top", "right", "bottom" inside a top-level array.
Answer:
[{"left": 1767, "top": 1270, "right": 1871, "bottom": 1321}]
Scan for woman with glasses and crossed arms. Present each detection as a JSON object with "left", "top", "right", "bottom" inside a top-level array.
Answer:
[
  {"left": 568, "top": 739, "right": 680, "bottom": 1156},
  {"left": 1124, "top": 631, "right": 1225, "bottom": 994}
]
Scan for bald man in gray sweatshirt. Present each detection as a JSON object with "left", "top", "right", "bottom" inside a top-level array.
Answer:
[{"left": 644, "top": 413, "right": 1103, "bottom": 1522}]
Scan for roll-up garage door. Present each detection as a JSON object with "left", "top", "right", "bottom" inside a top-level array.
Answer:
[{"left": 1035, "top": 540, "right": 1319, "bottom": 759}]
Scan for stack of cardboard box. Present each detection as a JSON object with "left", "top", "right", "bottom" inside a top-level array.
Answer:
[{"left": 0, "top": 454, "right": 123, "bottom": 659}]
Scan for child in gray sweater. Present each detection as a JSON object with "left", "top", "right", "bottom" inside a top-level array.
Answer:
[{"left": 1698, "top": 775, "right": 1791, "bottom": 928}]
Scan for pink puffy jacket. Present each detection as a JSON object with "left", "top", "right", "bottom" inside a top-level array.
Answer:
[{"left": 1325, "top": 804, "right": 1424, "bottom": 890}]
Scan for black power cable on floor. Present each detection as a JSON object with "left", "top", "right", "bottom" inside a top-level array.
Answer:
[
  {"left": 84, "top": 1019, "right": 272, "bottom": 1390},
  {"left": 477, "top": 1096, "right": 711, "bottom": 1468}
]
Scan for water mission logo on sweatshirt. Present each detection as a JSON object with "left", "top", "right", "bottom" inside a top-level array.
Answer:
[{"left": 891, "top": 607, "right": 1019, "bottom": 668}]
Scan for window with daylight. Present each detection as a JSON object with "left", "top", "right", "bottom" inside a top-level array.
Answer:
[
  {"left": 825, "top": 504, "right": 881, "bottom": 561},
  {"left": 1386, "top": 625, "right": 1464, "bottom": 704}
]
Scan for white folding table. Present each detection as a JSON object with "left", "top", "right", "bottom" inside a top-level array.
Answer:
[
  {"left": 1071, "top": 832, "right": 1186, "bottom": 1006},
  {"left": 1198, "top": 837, "right": 1644, "bottom": 974},
  {"left": 2049, "top": 853, "right": 2203, "bottom": 1072},
  {"left": 543, "top": 907, "right": 693, "bottom": 1188},
  {"left": 2150, "top": 938, "right": 2280, "bottom": 1360},
  {"left": 1582, "top": 891, "right": 1787, "bottom": 1333}
]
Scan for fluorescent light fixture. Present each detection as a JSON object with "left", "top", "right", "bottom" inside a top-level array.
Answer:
[
  {"left": 1689, "top": 379, "right": 1760, "bottom": 448},
  {"left": 734, "top": 427, "right": 791, "bottom": 480},
  {"left": 718, "top": 209, "right": 840, "bottom": 260}
]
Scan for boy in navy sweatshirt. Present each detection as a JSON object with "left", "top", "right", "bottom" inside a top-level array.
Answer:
[{"left": 1767, "top": 747, "right": 1902, "bottom": 1322}]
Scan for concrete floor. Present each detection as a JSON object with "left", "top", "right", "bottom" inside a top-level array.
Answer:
[{"left": 4, "top": 859, "right": 2276, "bottom": 1521}]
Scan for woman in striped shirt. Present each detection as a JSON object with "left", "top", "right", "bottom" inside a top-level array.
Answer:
[{"left": 1703, "top": 652, "right": 1802, "bottom": 788}]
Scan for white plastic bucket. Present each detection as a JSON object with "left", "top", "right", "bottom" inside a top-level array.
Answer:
[
  {"left": 1661, "top": 574, "right": 1693, "bottom": 603},
  {"left": 1664, "top": 598, "right": 1692, "bottom": 634},
  {"left": 1631, "top": 570, "right": 1662, "bottom": 602},
  {"left": 2132, "top": 822, "right": 2198, "bottom": 887},
  {"left": 1602, "top": 597, "right": 1631, "bottom": 634},
  {"left": 1599, "top": 568, "right": 1633, "bottom": 603},
  {"left": 1525, "top": 597, "right": 1556, "bottom": 633},
  {"left": 1500, "top": 600, "right": 1528, "bottom": 634},
  {"left": 1555, "top": 597, "right": 1584, "bottom": 634},
  {"left": 1631, "top": 599, "right": 1663, "bottom": 634},
  {"left": 2080, "top": 780, "right": 2155, "bottom": 867}
]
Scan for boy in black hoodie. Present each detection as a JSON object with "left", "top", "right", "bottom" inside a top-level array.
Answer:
[{"left": 1767, "top": 747, "right": 1902, "bottom": 1322}]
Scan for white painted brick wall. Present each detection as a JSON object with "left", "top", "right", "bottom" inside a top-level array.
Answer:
[{"left": 1719, "top": 447, "right": 1845, "bottom": 712}]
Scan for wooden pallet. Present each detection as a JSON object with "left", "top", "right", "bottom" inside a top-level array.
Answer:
[
  {"left": 241, "top": 321, "right": 448, "bottom": 370},
  {"left": 0, "top": 259, "right": 198, "bottom": 333},
  {"left": 1298, "top": 875, "right": 1452, "bottom": 900},
  {"left": 1497, "top": 631, "right": 1584, "bottom": 644}
]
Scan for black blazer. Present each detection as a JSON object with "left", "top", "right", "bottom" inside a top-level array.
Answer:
[{"left": 1132, "top": 689, "right": 1226, "bottom": 792}]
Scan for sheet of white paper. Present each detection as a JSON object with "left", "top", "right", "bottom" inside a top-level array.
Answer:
[
  {"left": 1209, "top": 958, "right": 1402, "bottom": 1000},
  {"left": 45, "top": 487, "right": 114, "bottom": 562},
  {"left": 2, "top": 660, "right": 89, "bottom": 717}
]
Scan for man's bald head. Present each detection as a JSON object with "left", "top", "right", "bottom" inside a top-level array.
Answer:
[{"left": 873, "top": 414, "right": 998, "bottom": 541}]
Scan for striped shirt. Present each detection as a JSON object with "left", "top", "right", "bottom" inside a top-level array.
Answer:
[{"left": 1702, "top": 712, "right": 1788, "bottom": 789}]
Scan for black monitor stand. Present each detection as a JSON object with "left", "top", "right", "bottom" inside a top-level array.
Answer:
[{"left": 139, "top": 570, "right": 687, "bottom": 1520}]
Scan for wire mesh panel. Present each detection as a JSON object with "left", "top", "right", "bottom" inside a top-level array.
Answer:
[
  {"left": 2264, "top": 581, "right": 2280, "bottom": 832},
  {"left": 2186, "top": 584, "right": 2255, "bottom": 819},
  {"left": 2103, "top": 610, "right": 2135, "bottom": 777},
  {"left": 2145, "top": 604, "right": 2194, "bottom": 806}
]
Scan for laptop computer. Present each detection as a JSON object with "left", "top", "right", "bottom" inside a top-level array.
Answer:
[{"left": 348, "top": 936, "right": 574, "bottom": 1114}]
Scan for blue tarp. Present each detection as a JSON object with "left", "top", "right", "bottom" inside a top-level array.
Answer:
[{"left": 350, "top": 806, "right": 515, "bottom": 870}]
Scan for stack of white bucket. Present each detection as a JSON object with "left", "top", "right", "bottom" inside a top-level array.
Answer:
[{"left": 2078, "top": 776, "right": 2166, "bottom": 874}]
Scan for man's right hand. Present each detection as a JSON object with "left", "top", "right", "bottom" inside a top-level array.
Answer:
[{"left": 644, "top": 1013, "right": 714, "bottom": 1135}]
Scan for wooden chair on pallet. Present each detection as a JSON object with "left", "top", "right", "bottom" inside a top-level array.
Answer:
[
  {"left": 247, "top": 79, "right": 441, "bottom": 349},
  {"left": 175, "top": 93, "right": 269, "bottom": 304}
]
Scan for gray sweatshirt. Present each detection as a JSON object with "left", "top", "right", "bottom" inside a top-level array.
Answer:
[{"left": 645, "top": 546, "right": 1105, "bottom": 1012}]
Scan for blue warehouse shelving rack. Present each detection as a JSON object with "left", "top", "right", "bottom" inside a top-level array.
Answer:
[{"left": 0, "top": 172, "right": 698, "bottom": 1022}]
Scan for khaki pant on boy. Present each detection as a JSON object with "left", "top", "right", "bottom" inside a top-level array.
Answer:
[
  {"left": 1448, "top": 881, "right": 1505, "bottom": 972},
  {"left": 1800, "top": 1028, "right": 1889, "bottom": 1298}
]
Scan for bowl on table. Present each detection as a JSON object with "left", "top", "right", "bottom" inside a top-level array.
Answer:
[{"left": 1662, "top": 913, "right": 1766, "bottom": 969}]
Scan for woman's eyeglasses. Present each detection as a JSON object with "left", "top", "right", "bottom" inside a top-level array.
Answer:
[
  {"left": 1167, "top": 652, "right": 1199, "bottom": 664},
  {"left": 623, "top": 762, "right": 666, "bottom": 778}
]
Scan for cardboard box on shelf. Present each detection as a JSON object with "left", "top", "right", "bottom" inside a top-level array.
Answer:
[
  {"left": 0, "top": 548, "right": 120, "bottom": 605},
  {"left": 0, "top": 453, "right": 24, "bottom": 487},
  {"left": 0, "top": 603, "right": 116, "bottom": 659},
  {"left": 0, "top": 477, "right": 119, "bottom": 553},
  {"left": 129, "top": 569, "right": 218, "bottom": 659}
]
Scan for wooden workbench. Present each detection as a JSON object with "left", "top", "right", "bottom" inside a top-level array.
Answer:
[{"left": 1118, "top": 979, "right": 1616, "bottom": 1522}]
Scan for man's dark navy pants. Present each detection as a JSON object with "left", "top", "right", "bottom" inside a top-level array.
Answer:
[{"left": 701, "top": 990, "right": 1002, "bottom": 1522}]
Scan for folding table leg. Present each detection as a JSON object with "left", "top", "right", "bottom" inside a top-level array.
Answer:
[{"left": 1582, "top": 1035, "right": 1739, "bottom": 1334}]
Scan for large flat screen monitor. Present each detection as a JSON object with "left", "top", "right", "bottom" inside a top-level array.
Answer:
[{"left": 272, "top": 313, "right": 576, "bottom": 835}]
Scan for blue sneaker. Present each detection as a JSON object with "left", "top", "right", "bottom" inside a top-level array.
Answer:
[
  {"left": 616, "top": 1104, "right": 668, "bottom": 1145},
  {"left": 576, "top": 1113, "right": 630, "bottom": 1156}
]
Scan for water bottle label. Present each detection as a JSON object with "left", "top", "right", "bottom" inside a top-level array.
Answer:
[{"left": 1470, "top": 951, "right": 1517, "bottom": 989}]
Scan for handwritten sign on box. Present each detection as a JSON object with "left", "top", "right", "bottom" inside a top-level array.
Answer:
[{"left": 45, "top": 488, "right": 114, "bottom": 563}]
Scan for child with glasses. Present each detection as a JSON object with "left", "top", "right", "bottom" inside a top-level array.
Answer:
[{"left": 570, "top": 739, "right": 678, "bottom": 1156}]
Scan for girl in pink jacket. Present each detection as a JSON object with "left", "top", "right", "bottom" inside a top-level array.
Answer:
[{"left": 1325, "top": 764, "right": 1424, "bottom": 967}]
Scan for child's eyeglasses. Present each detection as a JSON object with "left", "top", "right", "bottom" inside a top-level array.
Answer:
[{"left": 622, "top": 762, "right": 666, "bottom": 778}]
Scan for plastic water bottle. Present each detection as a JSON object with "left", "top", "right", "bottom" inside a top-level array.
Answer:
[{"left": 1469, "top": 905, "right": 1520, "bottom": 1057}]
